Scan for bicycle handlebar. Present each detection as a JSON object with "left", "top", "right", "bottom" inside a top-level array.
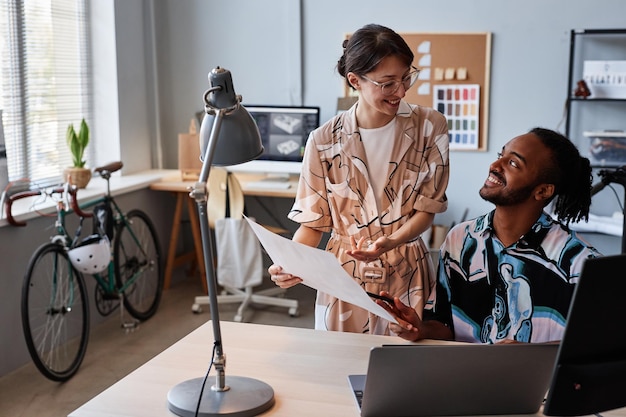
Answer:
[
  {"left": 4, "top": 190, "right": 44, "bottom": 227},
  {"left": 67, "top": 186, "right": 93, "bottom": 219},
  {"left": 4, "top": 160, "right": 124, "bottom": 227},
  {"left": 4, "top": 184, "right": 92, "bottom": 227}
]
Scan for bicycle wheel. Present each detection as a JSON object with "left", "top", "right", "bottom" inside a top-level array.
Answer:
[
  {"left": 114, "top": 209, "right": 163, "bottom": 320},
  {"left": 22, "top": 243, "right": 89, "bottom": 382}
]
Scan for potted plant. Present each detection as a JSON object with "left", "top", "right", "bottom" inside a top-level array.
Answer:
[{"left": 63, "top": 118, "right": 91, "bottom": 189}]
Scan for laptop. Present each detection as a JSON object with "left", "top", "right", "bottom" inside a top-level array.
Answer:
[{"left": 348, "top": 343, "right": 559, "bottom": 417}]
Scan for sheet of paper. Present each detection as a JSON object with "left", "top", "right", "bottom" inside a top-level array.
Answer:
[{"left": 245, "top": 217, "right": 397, "bottom": 324}]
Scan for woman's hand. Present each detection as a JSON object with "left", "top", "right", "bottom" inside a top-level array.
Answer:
[
  {"left": 346, "top": 236, "right": 394, "bottom": 263},
  {"left": 267, "top": 264, "right": 302, "bottom": 289}
]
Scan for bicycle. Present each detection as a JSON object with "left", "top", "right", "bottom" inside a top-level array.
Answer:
[{"left": 5, "top": 161, "right": 163, "bottom": 381}]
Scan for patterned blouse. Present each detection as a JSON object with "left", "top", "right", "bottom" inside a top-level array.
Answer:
[
  {"left": 424, "top": 211, "right": 601, "bottom": 343},
  {"left": 288, "top": 100, "right": 450, "bottom": 334}
]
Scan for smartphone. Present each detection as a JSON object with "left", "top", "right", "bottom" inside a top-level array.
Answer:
[{"left": 366, "top": 291, "right": 394, "bottom": 304}]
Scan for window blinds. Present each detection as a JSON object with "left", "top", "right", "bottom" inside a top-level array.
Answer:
[{"left": 0, "top": 0, "right": 92, "bottom": 187}]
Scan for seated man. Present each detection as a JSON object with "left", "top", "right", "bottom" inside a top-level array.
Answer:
[{"left": 375, "top": 127, "right": 601, "bottom": 343}]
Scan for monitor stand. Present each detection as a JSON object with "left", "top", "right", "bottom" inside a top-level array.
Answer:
[
  {"left": 245, "top": 173, "right": 292, "bottom": 190},
  {"left": 260, "top": 173, "right": 290, "bottom": 182}
]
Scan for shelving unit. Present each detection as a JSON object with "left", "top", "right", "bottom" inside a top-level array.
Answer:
[{"left": 565, "top": 29, "right": 626, "bottom": 168}]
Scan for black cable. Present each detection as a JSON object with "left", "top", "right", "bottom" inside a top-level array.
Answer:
[
  {"left": 195, "top": 342, "right": 218, "bottom": 417},
  {"left": 607, "top": 184, "right": 625, "bottom": 213},
  {"left": 591, "top": 166, "right": 626, "bottom": 253}
]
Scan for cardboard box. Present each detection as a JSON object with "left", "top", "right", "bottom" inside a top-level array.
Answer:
[
  {"left": 178, "top": 118, "right": 203, "bottom": 180},
  {"left": 584, "top": 130, "right": 626, "bottom": 166}
]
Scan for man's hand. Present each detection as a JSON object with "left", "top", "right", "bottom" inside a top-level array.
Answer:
[
  {"left": 376, "top": 291, "right": 454, "bottom": 342},
  {"left": 376, "top": 291, "right": 424, "bottom": 342}
]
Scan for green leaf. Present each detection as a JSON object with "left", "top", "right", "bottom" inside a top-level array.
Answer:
[
  {"left": 78, "top": 118, "right": 89, "bottom": 148},
  {"left": 66, "top": 124, "right": 76, "bottom": 147},
  {"left": 66, "top": 119, "right": 89, "bottom": 168}
]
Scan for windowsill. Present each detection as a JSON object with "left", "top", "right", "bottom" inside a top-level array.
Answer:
[{"left": 0, "top": 169, "right": 174, "bottom": 229}]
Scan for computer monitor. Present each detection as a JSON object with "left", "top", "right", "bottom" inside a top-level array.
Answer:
[
  {"left": 226, "top": 105, "right": 320, "bottom": 177},
  {"left": 543, "top": 254, "right": 626, "bottom": 416}
]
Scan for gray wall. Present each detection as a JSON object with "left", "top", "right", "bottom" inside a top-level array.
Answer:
[
  {"left": 152, "top": 0, "right": 626, "bottom": 229},
  {"left": 1, "top": 0, "right": 624, "bottom": 378}
]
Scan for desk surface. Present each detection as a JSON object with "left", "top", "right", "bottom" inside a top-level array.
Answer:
[
  {"left": 68, "top": 321, "right": 411, "bottom": 417},
  {"left": 149, "top": 170, "right": 298, "bottom": 199},
  {"left": 69, "top": 320, "right": 626, "bottom": 417}
]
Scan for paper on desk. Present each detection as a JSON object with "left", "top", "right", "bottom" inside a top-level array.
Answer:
[{"left": 245, "top": 217, "right": 398, "bottom": 324}]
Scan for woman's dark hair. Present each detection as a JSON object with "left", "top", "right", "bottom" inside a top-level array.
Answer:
[
  {"left": 337, "top": 24, "right": 413, "bottom": 91},
  {"left": 530, "top": 127, "right": 593, "bottom": 224}
]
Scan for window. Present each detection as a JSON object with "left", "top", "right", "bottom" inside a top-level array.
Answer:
[{"left": 0, "top": 0, "right": 92, "bottom": 187}]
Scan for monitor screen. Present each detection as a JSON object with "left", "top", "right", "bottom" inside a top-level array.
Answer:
[{"left": 226, "top": 105, "right": 320, "bottom": 175}]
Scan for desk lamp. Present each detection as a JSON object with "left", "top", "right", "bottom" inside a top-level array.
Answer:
[{"left": 167, "top": 67, "right": 273, "bottom": 417}]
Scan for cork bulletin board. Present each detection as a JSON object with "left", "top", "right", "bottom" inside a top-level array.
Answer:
[{"left": 345, "top": 32, "right": 492, "bottom": 151}]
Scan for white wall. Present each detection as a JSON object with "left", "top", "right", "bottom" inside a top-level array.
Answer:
[{"left": 90, "top": 0, "right": 155, "bottom": 173}]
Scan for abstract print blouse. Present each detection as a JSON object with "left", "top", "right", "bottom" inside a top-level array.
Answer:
[{"left": 288, "top": 100, "right": 450, "bottom": 334}]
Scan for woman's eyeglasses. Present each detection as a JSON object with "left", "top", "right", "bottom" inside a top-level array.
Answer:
[{"left": 361, "top": 66, "right": 420, "bottom": 96}]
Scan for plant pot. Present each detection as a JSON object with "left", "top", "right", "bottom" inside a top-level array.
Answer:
[{"left": 63, "top": 167, "right": 92, "bottom": 189}]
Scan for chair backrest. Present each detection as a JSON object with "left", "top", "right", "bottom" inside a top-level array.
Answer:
[{"left": 207, "top": 167, "right": 244, "bottom": 228}]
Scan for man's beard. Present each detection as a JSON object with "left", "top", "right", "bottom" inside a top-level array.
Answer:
[{"left": 479, "top": 183, "right": 536, "bottom": 206}]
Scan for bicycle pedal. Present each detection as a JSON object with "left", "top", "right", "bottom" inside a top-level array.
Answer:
[
  {"left": 121, "top": 321, "right": 139, "bottom": 332},
  {"left": 101, "top": 292, "right": 119, "bottom": 300}
]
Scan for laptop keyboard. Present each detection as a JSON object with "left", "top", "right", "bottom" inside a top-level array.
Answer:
[{"left": 354, "top": 389, "right": 364, "bottom": 408}]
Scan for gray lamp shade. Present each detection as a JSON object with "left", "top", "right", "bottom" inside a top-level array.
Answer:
[
  {"left": 198, "top": 67, "right": 264, "bottom": 166},
  {"left": 199, "top": 108, "right": 263, "bottom": 166}
]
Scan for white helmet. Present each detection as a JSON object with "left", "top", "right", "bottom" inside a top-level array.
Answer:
[{"left": 68, "top": 234, "right": 111, "bottom": 274}]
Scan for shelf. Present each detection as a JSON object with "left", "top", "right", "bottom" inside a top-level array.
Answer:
[
  {"left": 584, "top": 131, "right": 626, "bottom": 138},
  {"left": 565, "top": 29, "right": 626, "bottom": 167},
  {"left": 569, "top": 97, "right": 626, "bottom": 102}
]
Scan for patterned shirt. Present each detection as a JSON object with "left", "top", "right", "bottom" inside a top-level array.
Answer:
[
  {"left": 424, "top": 211, "right": 601, "bottom": 343},
  {"left": 288, "top": 100, "right": 449, "bottom": 334}
]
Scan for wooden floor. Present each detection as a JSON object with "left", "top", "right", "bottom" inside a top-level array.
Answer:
[{"left": 0, "top": 273, "right": 315, "bottom": 417}]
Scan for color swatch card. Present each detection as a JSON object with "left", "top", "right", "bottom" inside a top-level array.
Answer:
[{"left": 434, "top": 84, "right": 480, "bottom": 150}]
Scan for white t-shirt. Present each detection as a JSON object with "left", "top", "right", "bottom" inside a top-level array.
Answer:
[{"left": 360, "top": 118, "right": 395, "bottom": 210}]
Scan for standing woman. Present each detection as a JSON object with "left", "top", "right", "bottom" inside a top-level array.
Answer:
[{"left": 269, "top": 23, "right": 450, "bottom": 335}]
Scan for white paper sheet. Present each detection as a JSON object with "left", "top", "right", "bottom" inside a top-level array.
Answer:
[{"left": 245, "top": 217, "right": 398, "bottom": 324}]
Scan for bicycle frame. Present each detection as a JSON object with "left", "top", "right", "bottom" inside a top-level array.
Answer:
[{"left": 82, "top": 195, "right": 152, "bottom": 296}]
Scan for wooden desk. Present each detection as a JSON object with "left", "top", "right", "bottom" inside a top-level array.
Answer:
[
  {"left": 69, "top": 321, "right": 626, "bottom": 417},
  {"left": 149, "top": 171, "right": 298, "bottom": 290},
  {"left": 68, "top": 321, "right": 408, "bottom": 417},
  {"left": 149, "top": 171, "right": 299, "bottom": 198}
]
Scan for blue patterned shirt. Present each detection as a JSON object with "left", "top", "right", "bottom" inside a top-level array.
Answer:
[{"left": 424, "top": 211, "right": 601, "bottom": 343}]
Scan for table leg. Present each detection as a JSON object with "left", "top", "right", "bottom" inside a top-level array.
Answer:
[
  {"left": 187, "top": 198, "right": 208, "bottom": 294},
  {"left": 163, "top": 192, "right": 184, "bottom": 289}
]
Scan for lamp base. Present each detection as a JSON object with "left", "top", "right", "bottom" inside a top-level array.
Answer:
[{"left": 167, "top": 376, "right": 275, "bottom": 417}]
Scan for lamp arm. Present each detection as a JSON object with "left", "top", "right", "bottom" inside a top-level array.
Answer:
[{"left": 190, "top": 107, "right": 228, "bottom": 391}]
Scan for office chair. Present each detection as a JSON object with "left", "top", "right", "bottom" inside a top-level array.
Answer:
[{"left": 191, "top": 167, "right": 299, "bottom": 322}]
